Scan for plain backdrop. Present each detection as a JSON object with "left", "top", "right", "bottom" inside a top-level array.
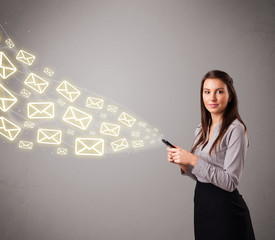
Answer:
[{"left": 0, "top": 0, "right": 275, "bottom": 239}]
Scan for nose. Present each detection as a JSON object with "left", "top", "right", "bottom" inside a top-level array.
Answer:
[{"left": 210, "top": 93, "right": 217, "bottom": 101}]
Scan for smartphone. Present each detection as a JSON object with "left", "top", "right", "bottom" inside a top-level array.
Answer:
[{"left": 162, "top": 139, "right": 176, "bottom": 148}]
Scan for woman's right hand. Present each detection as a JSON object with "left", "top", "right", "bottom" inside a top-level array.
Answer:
[{"left": 167, "top": 147, "right": 189, "bottom": 172}]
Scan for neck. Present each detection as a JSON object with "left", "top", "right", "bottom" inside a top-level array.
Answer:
[{"left": 211, "top": 114, "right": 223, "bottom": 126}]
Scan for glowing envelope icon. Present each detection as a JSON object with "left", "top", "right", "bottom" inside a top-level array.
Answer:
[
  {"left": 24, "top": 73, "right": 49, "bottom": 94},
  {"left": 111, "top": 138, "right": 129, "bottom": 152},
  {"left": 0, "top": 117, "right": 21, "bottom": 141},
  {"left": 118, "top": 112, "right": 136, "bottom": 127},
  {"left": 0, "top": 52, "right": 17, "bottom": 79},
  {"left": 63, "top": 106, "right": 93, "bottom": 130},
  {"left": 0, "top": 84, "right": 17, "bottom": 112},
  {"left": 75, "top": 138, "right": 104, "bottom": 156},
  {"left": 37, "top": 129, "right": 62, "bottom": 145},
  {"left": 16, "top": 50, "right": 35, "bottom": 65}
]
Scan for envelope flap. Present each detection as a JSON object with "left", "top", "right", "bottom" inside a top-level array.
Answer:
[
  {"left": 66, "top": 107, "right": 92, "bottom": 120},
  {"left": 31, "top": 74, "right": 48, "bottom": 85},
  {"left": 22, "top": 51, "right": 34, "bottom": 59},
  {"left": 0, "top": 84, "right": 17, "bottom": 100},
  {"left": 2, "top": 118, "right": 20, "bottom": 131},
  {"left": 0, "top": 53, "right": 16, "bottom": 70},
  {"left": 29, "top": 103, "right": 53, "bottom": 113},
  {"left": 17, "top": 51, "right": 24, "bottom": 59},
  {"left": 64, "top": 81, "right": 79, "bottom": 93},
  {"left": 104, "top": 123, "right": 119, "bottom": 131},
  {"left": 39, "top": 129, "right": 60, "bottom": 139},
  {"left": 78, "top": 138, "right": 103, "bottom": 151}
]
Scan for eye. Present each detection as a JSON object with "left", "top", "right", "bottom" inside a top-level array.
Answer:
[
  {"left": 217, "top": 90, "right": 224, "bottom": 94},
  {"left": 204, "top": 91, "right": 210, "bottom": 94}
]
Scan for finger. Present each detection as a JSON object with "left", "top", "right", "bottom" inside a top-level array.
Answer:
[{"left": 168, "top": 148, "right": 178, "bottom": 153}]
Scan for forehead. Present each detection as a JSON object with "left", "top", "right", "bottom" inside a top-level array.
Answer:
[{"left": 203, "top": 78, "right": 227, "bottom": 89}]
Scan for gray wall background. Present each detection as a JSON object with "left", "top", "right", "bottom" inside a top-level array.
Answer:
[{"left": 0, "top": 0, "right": 275, "bottom": 239}]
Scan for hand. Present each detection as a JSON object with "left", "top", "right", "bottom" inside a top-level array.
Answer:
[
  {"left": 167, "top": 146, "right": 190, "bottom": 173},
  {"left": 167, "top": 145, "right": 199, "bottom": 167}
]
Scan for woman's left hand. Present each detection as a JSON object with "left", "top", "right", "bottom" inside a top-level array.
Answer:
[{"left": 167, "top": 145, "right": 199, "bottom": 167}]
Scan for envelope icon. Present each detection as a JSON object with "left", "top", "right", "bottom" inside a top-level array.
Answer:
[
  {"left": 28, "top": 102, "right": 55, "bottom": 119},
  {"left": 43, "top": 67, "right": 54, "bottom": 77},
  {"left": 67, "top": 129, "right": 75, "bottom": 135},
  {"left": 86, "top": 97, "right": 104, "bottom": 109},
  {"left": 0, "top": 117, "right": 21, "bottom": 141},
  {"left": 118, "top": 112, "right": 136, "bottom": 127},
  {"left": 37, "top": 129, "right": 62, "bottom": 145},
  {"left": 0, "top": 84, "right": 17, "bottom": 112},
  {"left": 100, "top": 122, "right": 120, "bottom": 137},
  {"left": 20, "top": 88, "right": 31, "bottom": 98},
  {"left": 5, "top": 39, "right": 15, "bottom": 48},
  {"left": 63, "top": 106, "right": 93, "bottom": 130},
  {"left": 0, "top": 52, "right": 17, "bottom": 79},
  {"left": 111, "top": 138, "right": 129, "bottom": 152},
  {"left": 131, "top": 131, "right": 140, "bottom": 137},
  {"left": 24, "top": 73, "right": 49, "bottom": 94},
  {"left": 57, "top": 98, "right": 66, "bottom": 106},
  {"left": 138, "top": 122, "right": 147, "bottom": 128},
  {"left": 75, "top": 138, "right": 104, "bottom": 156},
  {"left": 132, "top": 140, "right": 144, "bottom": 148},
  {"left": 56, "top": 80, "right": 80, "bottom": 102},
  {"left": 57, "top": 148, "right": 68, "bottom": 155},
  {"left": 107, "top": 105, "right": 118, "bottom": 113},
  {"left": 24, "top": 121, "right": 35, "bottom": 128},
  {"left": 16, "top": 50, "right": 35, "bottom": 65},
  {"left": 19, "top": 141, "right": 33, "bottom": 150}
]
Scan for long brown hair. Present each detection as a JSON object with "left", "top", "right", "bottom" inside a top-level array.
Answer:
[{"left": 190, "top": 70, "right": 247, "bottom": 155}]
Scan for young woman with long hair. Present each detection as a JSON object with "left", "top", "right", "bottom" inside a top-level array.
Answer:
[{"left": 167, "top": 70, "right": 255, "bottom": 240}]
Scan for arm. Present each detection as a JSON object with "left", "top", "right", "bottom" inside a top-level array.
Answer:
[
  {"left": 191, "top": 124, "right": 248, "bottom": 192},
  {"left": 180, "top": 165, "right": 197, "bottom": 181}
]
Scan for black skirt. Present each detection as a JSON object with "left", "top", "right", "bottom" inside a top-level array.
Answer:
[{"left": 194, "top": 181, "right": 255, "bottom": 240}]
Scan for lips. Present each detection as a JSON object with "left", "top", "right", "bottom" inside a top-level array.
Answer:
[{"left": 209, "top": 104, "right": 218, "bottom": 108}]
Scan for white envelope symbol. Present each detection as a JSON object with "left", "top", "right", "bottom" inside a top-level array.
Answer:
[
  {"left": 57, "top": 148, "right": 68, "bottom": 155},
  {"left": 37, "top": 129, "right": 62, "bottom": 145},
  {"left": 63, "top": 106, "right": 93, "bottom": 130},
  {"left": 75, "top": 138, "right": 104, "bottom": 156},
  {"left": 24, "top": 121, "right": 35, "bottom": 128},
  {"left": 16, "top": 50, "right": 35, "bottom": 65},
  {"left": 132, "top": 140, "right": 144, "bottom": 148},
  {"left": 27, "top": 102, "right": 55, "bottom": 119},
  {"left": 86, "top": 97, "right": 104, "bottom": 109},
  {"left": 107, "top": 105, "right": 118, "bottom": 113},
  {"left": 24, "top": 73, "right": 49, "bottom": 94},
  {"left": 111, "top": 138, "right": 129, "bottom": 152},
  {"left": 0, "top": 52, "right": 17, "bottom": 79},
  {"left": 56, "top": 80, "right": 80, "bottom": 102},
  {"left": 118, "top": 112, "right": 136, "bottom": 127},
  {"left": 5, "top": 39, "right": 15, "bottom": 48},
  {"left": 20, "top": 88, "right": 31, "bottom": 98},
  {"left": 100, "top": 122, "right": 120, "bottom": 137},
  {"left": 43, "top": 67, "right": 54, "bottom": 77},
  {"left": 0, "top": 117, "right": 21, "bottom": 141},
  {"left": 0, "top": 84, "right": 17, "bottom": 112},
  {"left": 19, "top": 141, "right": 33, "bottom": 150}
]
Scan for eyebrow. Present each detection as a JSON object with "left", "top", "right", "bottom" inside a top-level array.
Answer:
[{"left": 203, "top": 87, "right": 225, "bottom": 90}]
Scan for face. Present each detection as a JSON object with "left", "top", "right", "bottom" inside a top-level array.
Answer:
[{"left": 202, "top": 78, "right": 231, "bottom": 119}]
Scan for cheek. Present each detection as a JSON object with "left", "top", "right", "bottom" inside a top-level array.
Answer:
[{"left": 202, "top": 95, "right": 208, "bottom": 105}]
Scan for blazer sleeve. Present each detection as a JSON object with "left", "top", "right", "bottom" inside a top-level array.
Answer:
[{"left": 190, "top": 124, "right": 248, "bottom": 192}]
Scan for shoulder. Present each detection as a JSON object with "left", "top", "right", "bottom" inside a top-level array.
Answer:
[
  {"left": 227, "top": 119, "right": 246, "bottom": 135},
  {"left": 225, "top": 119, "right": 248, "bottom": 146}
]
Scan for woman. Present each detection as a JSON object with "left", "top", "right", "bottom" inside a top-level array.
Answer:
[{"left": 167, "top": 70, "right": 255, "bottom": 240}]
